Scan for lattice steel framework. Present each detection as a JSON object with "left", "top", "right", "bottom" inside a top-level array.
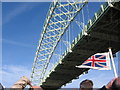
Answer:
[{"left": 31, "top": 0, "right": 88, "bottom": 86}]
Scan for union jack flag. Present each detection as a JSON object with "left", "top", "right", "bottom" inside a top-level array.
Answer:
[{"left": 76, "top": 52, "right": 111, "bottom": 70}]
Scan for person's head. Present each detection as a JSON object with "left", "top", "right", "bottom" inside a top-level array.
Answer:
[
  {"left": 111, "top": 77, "right": 120, "bottom": 90},
  {"left": 80, "top": 79, "right": 93, "bottom": 90},
  {"left": 29, "top": 86, "right": 43, "bottom": 90},
  {"left": 0, "top": 83, "right": 4, "bottom": 90}
]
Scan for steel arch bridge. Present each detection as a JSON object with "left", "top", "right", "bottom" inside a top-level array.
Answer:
[{"left": 31, "top": 0, "right": 120, "bottom": 89}]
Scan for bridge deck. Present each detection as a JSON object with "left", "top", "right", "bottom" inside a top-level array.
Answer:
[{"left": 41, "top": 2, "right": 120, "bottom": 89}]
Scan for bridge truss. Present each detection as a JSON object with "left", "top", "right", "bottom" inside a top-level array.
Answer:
[
  {"left": 30, "top": 0, "right": 118, "bottom": 87},
  {"left": 31, "top": 0, "right": 88, "bottom": 86}
]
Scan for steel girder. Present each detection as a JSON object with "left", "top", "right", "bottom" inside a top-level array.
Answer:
[{"left": 31, "top": 0, "right": 88, "bottom": 86}]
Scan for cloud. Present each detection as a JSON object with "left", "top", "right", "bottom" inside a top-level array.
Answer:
[
  {"left": 3, "top": 3, "right": 39, "bottom": 24},
  {"left": 1, "top": 64, "right": 31, "bottom": 88},
  {"left": 2, "top": 38, "right": 34, "bottom": 48}
]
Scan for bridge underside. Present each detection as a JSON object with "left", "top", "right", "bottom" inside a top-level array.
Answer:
[{"left": 41, "top": 2, "right": 120, "bottom": 89}]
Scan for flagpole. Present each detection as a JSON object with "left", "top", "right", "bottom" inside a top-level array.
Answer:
[{"left": 108, "top": 47, "right": 118, "bottom": 77}]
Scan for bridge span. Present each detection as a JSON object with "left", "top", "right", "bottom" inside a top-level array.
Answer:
[{"left": 31, "top": 1, "right": 120, "bottom": 89}]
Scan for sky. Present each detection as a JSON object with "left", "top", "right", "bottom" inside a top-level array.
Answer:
[
  {"left": 1, "top": 2, "right": 50, "bottom": 87},
  {"left": 0, "top": 1, "right": 120, "bottom": 89}
]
